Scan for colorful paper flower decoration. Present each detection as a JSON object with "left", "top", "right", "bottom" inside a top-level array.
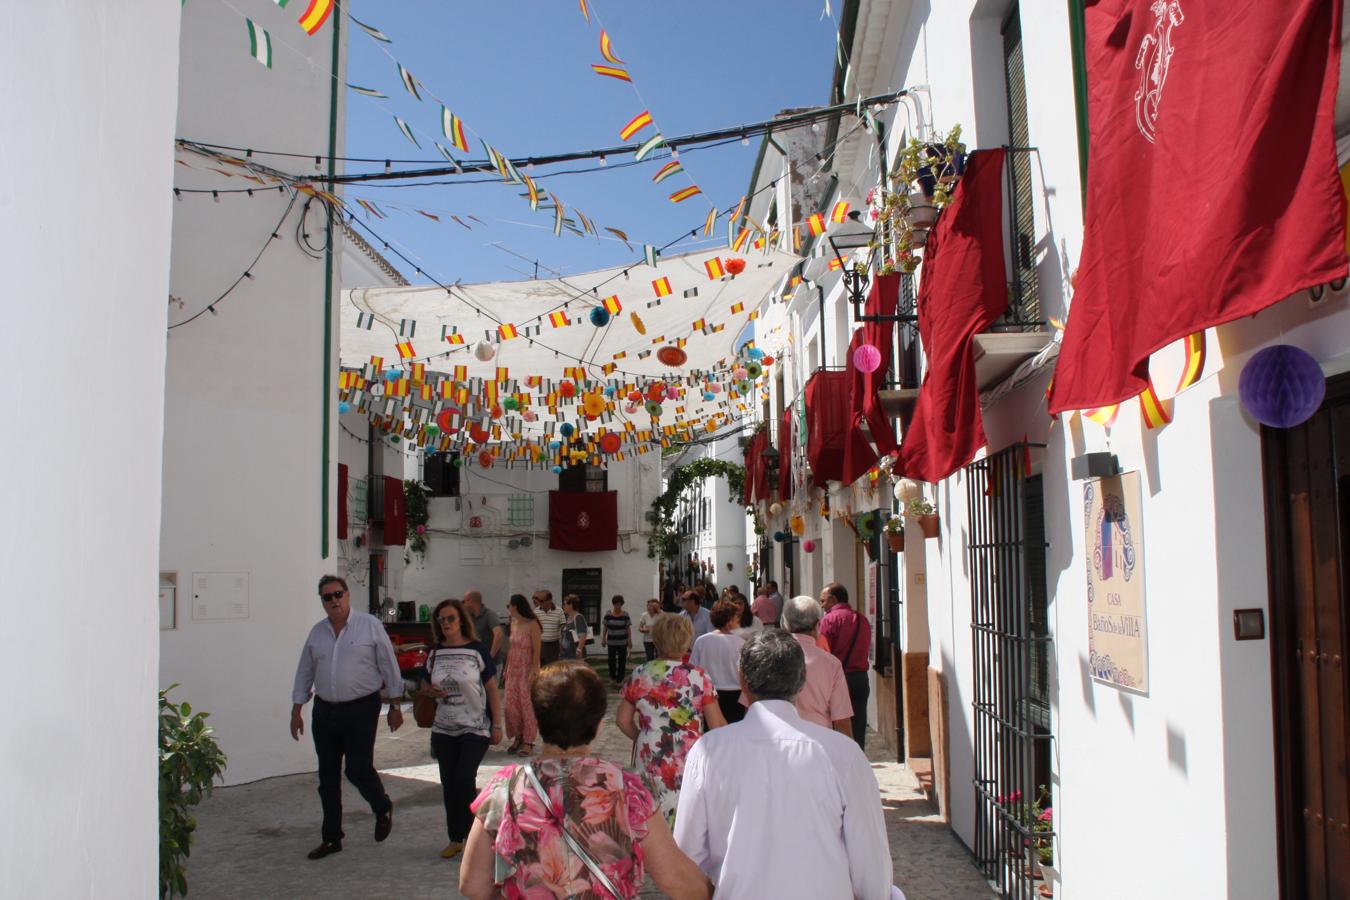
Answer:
[{"left": 853, "top": 344, "right": 883, "bottom": 373}]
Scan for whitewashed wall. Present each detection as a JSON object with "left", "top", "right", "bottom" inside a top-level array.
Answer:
[
  {"left": 0, "top": 5, "right": 180, "bottom": 896},
  {"left": 159, "top": 1, "right": 346, "bottom": 785},
  {"left": 395, "top": 455, "right": 662, "bottom": 625}
]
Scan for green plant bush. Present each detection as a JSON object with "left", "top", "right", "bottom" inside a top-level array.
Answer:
[
  {"left": 647, "top": 458, "right": 747, "bottom": 559},
  {"left": 159, "top": 686, "right": 227, "bottom": 898}
]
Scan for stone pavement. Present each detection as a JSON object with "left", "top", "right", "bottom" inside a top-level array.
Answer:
[{"left": 186, "top": 684, "right": 996, "bottom": 899}]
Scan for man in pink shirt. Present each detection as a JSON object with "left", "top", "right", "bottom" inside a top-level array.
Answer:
[
  {"left": 818, "top": 582, "right": 871, "bottom": 750},
  {"left": 750, "top": 587, "right": 778, "bottom": 627},
  {"left": 780, "top": 595, "right": 852, "bottom": 735}
]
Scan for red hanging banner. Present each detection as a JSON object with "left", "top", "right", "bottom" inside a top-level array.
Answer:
[
  {"left": 548, "top": 491, "right": 619, "bottom": 551},
  {"left": 1049, "top": 0, "right": 1346, "bottom": 414},
  {"left": 382, "top": 475, "right": 406, "bottom": 546}
]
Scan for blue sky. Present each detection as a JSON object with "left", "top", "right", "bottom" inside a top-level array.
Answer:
[{"left": 342, "top": 0, "right": 839, "bottom": 286}]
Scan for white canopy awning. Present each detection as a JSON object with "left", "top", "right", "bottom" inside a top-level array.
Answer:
[{"left": 339, "top": 246, "right": 800, "bottom": 454}]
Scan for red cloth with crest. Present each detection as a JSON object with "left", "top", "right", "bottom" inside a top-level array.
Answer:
[{"left": 548, "top": 490, "right": 619, "bottom": 551}]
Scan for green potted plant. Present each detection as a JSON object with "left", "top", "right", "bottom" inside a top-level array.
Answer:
[
  {"left": 867, "top": 125, "right": 966, "bottom": 273},
  {"left": 907, "top": 497, "right": 939, "bottom": 538},
  {"left": 160, "top": 686, "right": 227, "bottom": 899},
  {"left": 884, "top": 514, "right": 905, "bottom": 552}
]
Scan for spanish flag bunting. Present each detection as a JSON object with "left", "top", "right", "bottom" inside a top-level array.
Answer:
[
  {"left": 729, "top": 301, "right": 744, "bottom": 314},
  {"left": 416, "top": 210, "right": 440, "bottom": 222},
  {"left": 704, "top": 257, "right": 726, "bottom": 280},
  {"left": 603, "top": 295, "right": 623, "bottom": 314},
  {"left": 1083, "top": 405, "right": 1120, "bottom": 428},
  {"left": 729, "top": 196, "right": 746, "bottom": 224},
  {"left": 592, "top": 64, "right": 631, "bottom": 81},
  {"left": 410, "top": 362, "right": 426, "bottom": 383},
  {"left": 441, "top": 108, "right": 469, "bottom": 152},
  {"left": 550, "top": 192, "right": 564, "bottom": 236},
  {"left": 576, "top": 210, "right": 596, "bottom": 236},
  {"left": 548, "top": 311, "right": 569, "bottom": 329},
  {"left": 396, "top": 341, "right": 415, "bottom": 360},
  {"left": 1138, "top": 380, "right": 1172, "bottom": 429},
  {"left": 297, "top": 0, "right": 334, "bottom": 35},
  {"left": 620, "top": 110, "right": 653, "bottom": 141},
  {"left": 830, "top": 200, "right": 851, "bottom": 223},
  {"left": 827, "top": 256, "right": 844, "bottom": 271},
  {"left": 419, "top": 383, "right": 433, "bottom": 401},
  {"left": 634, "top": 134, "right": 664, "bottom": 161},
  {"left": 394, "top": 117, "right": 420, "bottom": 148},
  {"left": 649, "top": 335, "right": 665, "bottom": 345},
  {"left": 495, "top": 366, "right": 510, "bottom": 382},
  {"left": 1176, "top": 332, "right": 1207, "bottom": 392},
  {"left": 793, "top": 226, "right": 802, "bottom": 251},
  {"left": 602, "top": 362, "right": 618, "bottom": 375},
  {"left": 691, "top": 318, "right": 706, "bottom": 331},
  {"left": 599, "top": 30, "right": 624, "bottom": 64},
  {"left": 445, "top": 332, "right": 465, "bottom": 345},
  {"left": 349, "top": 15, "right": 390, "bottom": 42},
  {"left": 789, "top": 274, "right": 803, "bottom": 288},
  {"left": 434, "top": 143, "right": 456, "bottom": 163},
  {"left": 523, "top": 174, "right": 540, "bottom": 210},
  {"left": 652, "top": 160, "right": 684, "bottom": 184},
  {"left": 579, "top": 0, "right": 589, "bottom": 21},
  {"left": 498, "top": 323, "right": 519, "bottom": 340},
  {"left": 753, "top": 235, "right": 766, "bottom": 250},
  {"left": 806, "top": 213, "right": 826, "bottom": 236},
  {"left": 440, "top": 380, "right": 455, "bottom": 399},
  {"left": 606, "top": 227, "right": 632, "bottom": 249},
  {"left": 612, "top": 350, "right": 627, "bottom": 360},
  {"left": 670, "top": 185, "right": 701, "bottom": 203},
  {"left": 652, "top": 277, "right": 672, "bottom": 298},
  {"left": 369, "top": 355, "right": 384, "bottom": 371},
  {"left": 703, "top": 207, "right": 718, "bottom": 236},
  {"left": 630, "top": 312, "right": 646, "bottom": 335},
  {"left": 731, "top": 228, "right": 750, "bottom": 252},
  {"left": 526, "top": 375, "right": 542, "bottom": 388}
]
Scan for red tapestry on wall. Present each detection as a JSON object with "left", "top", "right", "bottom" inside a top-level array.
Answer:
[
  {"left": 805, "top": 370, "right": 853, "bottom": 487},
  {"left": 548, "top": 491, "right": 619, "bottom": 551},
  {"left": 337, "top": 464, "right": 348, "bottom": 540},
  {"left": 382, "top": 475, "right": 406, "bottom": 546}
]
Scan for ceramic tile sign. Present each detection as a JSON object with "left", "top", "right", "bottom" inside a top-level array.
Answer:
[{"left": 1085, "top": 472, "right": 1148, "bottom": 694}]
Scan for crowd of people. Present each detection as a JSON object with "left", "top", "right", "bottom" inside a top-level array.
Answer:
[{"left": 289, "top": 574, "right": 891, "bottom": 898}]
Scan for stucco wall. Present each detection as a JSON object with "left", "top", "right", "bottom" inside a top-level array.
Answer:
[
  {"left": 0, "top": 5, "right": 181, "bottom": 895},
  {"left": 159, "top": 1, "right": 346, "bottom": 785}
]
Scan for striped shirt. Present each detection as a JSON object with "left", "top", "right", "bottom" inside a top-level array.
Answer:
[
  {"left": 603, "top": 612, "right": 632, "bottom": 646},
  {"left": 535, "top": 606, "right": 566, "bottom": 642}
]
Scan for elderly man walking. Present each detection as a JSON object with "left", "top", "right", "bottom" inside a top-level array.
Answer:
[
  {"left": 290, "top": 575, "right": 404, "bottom": 860},
  {"left": 820, "top": 582, "right": 872, "bottom": 749},
  {"left": 531, "top": 589, "right": 566, "bottom": 664},
  {"left": 674, "top": 630, "right": 892, "bottom": 899},
  {"left": 679, "top": 589, "right": 713, "bottom": 640},
  {"left": 781, "top": 595, "right": 854, "bottom": 735}
]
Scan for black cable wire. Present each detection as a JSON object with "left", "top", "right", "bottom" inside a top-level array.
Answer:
[
  {"left": 167, "top": 190, "right": 299, "bottom": 330},
  {"left": 176, "top": 90, "right": 906, "bottom": 183}
]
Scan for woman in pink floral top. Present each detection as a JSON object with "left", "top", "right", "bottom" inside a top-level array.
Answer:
[
  {"left": 616, "top": 613, "right": 727, "bottom": 825},
  {"left": 461, "top": 663, "right": 710, "bottom": 900}
]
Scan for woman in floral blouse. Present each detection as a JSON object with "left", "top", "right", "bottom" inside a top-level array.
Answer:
[
  {"left": 616, "top": 614, "right": 727, "bottom": 825},
  {"left": 460, "top": 663, "right": 710, "bottom": 900}
]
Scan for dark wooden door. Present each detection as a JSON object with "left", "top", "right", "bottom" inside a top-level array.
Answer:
[{"left": 1264, "top": 374, "right": 1350, "bottom": 899}]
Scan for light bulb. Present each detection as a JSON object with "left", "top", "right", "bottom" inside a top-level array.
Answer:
[{"left": 598, "top": 154, "right": 607, "bottom": 167}]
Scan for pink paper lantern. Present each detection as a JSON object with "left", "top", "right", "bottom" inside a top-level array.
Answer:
[
  {"left": 802, "top": 539, "right": 817, "bottom": 552},
  {"left": 853, "top": 344, "right": 883, "bottom": 373}
]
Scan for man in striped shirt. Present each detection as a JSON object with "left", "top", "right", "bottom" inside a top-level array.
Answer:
[{"left": 531, "top": 589, "right": 566, "bottom": 664}]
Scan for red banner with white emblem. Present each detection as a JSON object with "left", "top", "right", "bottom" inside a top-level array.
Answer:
[
  {"left": 548, "top": 491, "right": 619, "bottom": 551},
  {"left": 1049, "top": 0, "right": 1346, "bottom": 414}
]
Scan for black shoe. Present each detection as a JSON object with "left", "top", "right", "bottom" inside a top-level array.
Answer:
[
  {"left": 375, "top": 802, "right": 393, "bottom": 842},
  {"left": 307, "top": 841, "right": 342, "bottom": 860}
]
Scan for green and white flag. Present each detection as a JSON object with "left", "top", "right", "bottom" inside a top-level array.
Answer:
[
  {"left": 633, "top": 133, "right": 664, "bottom": 162},
  {"left": 246, "top": 20, "right": 272, "bottom": 68},
  {"left": 272, "top": 0, "right": 289, "bottom": 7},
  {"left": 347, "top": 83, "right": 388, "bottom": 99},
  {"left": 394, "top": 116, "right": 420, "bottom": 148},
  {"left": 350, "top": 15, "right": 392, "bottom": 42},
  {"left": 397, "top": 63, "right": 421, "bottom": 101},
  {"left": 643, "top": 244, "right": 659, "bottom": 267}
]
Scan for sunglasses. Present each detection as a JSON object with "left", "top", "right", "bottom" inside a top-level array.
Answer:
[
  {"left": 437, "top": 615, "right": 458, "bottom": 625},
  {"left": 320, "top": 590, "right": 346, "bottom": 602}
]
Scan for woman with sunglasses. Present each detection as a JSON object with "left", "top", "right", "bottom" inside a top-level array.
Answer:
[{"left": 418, "top": 598, "right": 503, "bottom": 860}]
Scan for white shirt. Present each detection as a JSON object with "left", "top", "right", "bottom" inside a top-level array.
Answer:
[
  {"left": 674, "top": 700, "right": 892, "bottom": 900},
  {"left": 535, "top": 606, "right": 566, "bottom": 642},
  {"left": 291, "top": 610, "right": 403, "bottom": 704},
  {"left": 688, "top": 631, "right": 745, "bottom": 690}
]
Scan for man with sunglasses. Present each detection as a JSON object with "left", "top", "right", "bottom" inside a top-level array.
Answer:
[{"left": 291, "top": 575, "right": 405, "bottom": 860}]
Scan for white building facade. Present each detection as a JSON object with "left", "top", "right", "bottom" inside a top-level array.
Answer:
[{"left": 751, "top": 2, "right": 1350, "bottom": 898}]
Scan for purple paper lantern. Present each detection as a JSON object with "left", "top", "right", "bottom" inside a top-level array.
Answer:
[
  {"left": 1238, "top": 344, "right": 1325, "bottom": 428},
  {"left": 853, "top": 343, "right": 883, "bottom": 374}
]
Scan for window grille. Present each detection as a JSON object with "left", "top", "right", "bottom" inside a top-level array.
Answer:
[
  {"left": 965, "top": 443, "right": 1054, "bottom": 898},
  {"left": 507, "top": 494, "right": 534, "bottom": 528},
  {"left": 999, "top": 5, "right": 1041, "bottom": 332}
]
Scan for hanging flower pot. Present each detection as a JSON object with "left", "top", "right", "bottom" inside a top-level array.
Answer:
[
  {"left": 918, "top": 513, "right": 939, "bottom": 538},
  {"left": 903, "top": 192, "right": 939, "bottom": 230},
  {"left": 886, "top": 531, "right": 905, "bottom": 552}
]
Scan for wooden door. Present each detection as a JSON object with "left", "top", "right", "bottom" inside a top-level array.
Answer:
[{"left": 1264, "top": 374, "right": 1350, "bottom": 899}]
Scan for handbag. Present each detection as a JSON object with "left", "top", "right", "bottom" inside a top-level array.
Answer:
[
  {"left": 521, "top": 763, "right": 623, "bottom": 900},
  {"left": 413, "top": 650, "right": 437, "bottom": 728}
]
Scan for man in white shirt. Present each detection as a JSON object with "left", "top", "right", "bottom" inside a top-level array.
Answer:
[
  {"left": 531, "top": 589, "right": 566, "bottom": 664},
  {"left": 674, "top": 630, "right": 892, "bottom": 899}
]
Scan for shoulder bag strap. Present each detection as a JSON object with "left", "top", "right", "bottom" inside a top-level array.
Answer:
[{"left": 522, "top": 764, "right": 623, "bottom": 900}]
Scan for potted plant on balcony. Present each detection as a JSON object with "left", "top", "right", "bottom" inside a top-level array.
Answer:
[
  {"left": 868, "top": 125, "right": 966, "bottom": 272},
  {"left": 907, "top": 497, "right": 939, "bottom": 538},
  {"left": 884, "top": 514, "right": 905, "bottom": 552}
]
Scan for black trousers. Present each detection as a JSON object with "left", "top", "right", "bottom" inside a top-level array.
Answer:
[
  {"left": 607, "top": 645, "right": 628, "bottom": 682},
  {"left": 717, "top": 688, "right": 745, "bottom": 724},
  {"left": 844, "top": 670, "right": 870, "bottom": 750},
  {"left": 431, "top": 732, "right": 490, "bottom": 843},
  {"left": 540, "top": 640, "right": 561, "bottom": 665},
  {"left": 312, "top": 693, "right": 391, "bottom": 843},
  {"left": 643, "top": 642, "right": 656, "bottom": 663}
]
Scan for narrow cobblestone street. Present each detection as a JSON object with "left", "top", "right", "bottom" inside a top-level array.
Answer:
[{"left": 187, "top": 682, "right": 995, "bottom": 899}]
